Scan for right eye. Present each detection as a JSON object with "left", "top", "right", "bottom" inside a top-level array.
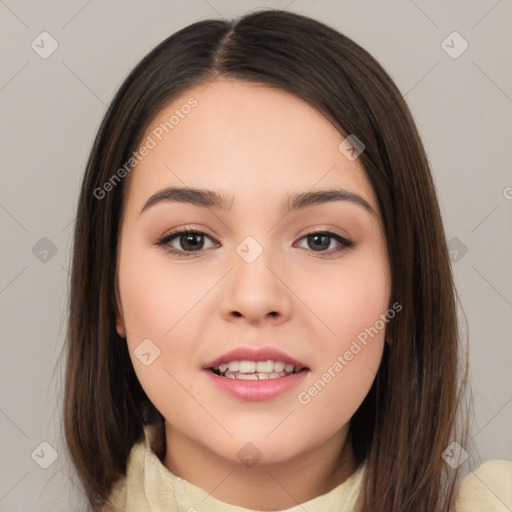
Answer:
[{"left": 156, "top": 228, "right": 219, "bottom": 256}]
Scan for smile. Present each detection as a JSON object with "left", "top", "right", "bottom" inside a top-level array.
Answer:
[
  {"left": 210, "top": 359, "right": 304, "bottom": 380},
  {"left": 205, "top": 361, "right": 309, "bottom": 401}
]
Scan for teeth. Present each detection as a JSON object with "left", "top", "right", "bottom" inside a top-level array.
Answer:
[
  {"left": 238, "top": 361, "right": 256, "bottom": 373},
  {"left": 213, "top": 359, "right": 302, "bottom": 376},
  {"left": 235, "top": 372, "right": 258, "bottom": 380},
  {"left": 224, "top": 370, "right": 289, "bottom": 380},
  {"left": 256, "top": 360, "right": 274, "bottom": 372},
  {"left": 211, "top": 359, "right": 306, "bottom": 382},
  {"left": 273, "top": 361, "right": 285, "bottom": 372},
  {"left": 228, "top": 361, "right": 239, "bottom": 372}
]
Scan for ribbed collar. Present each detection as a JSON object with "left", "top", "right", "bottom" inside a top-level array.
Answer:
[{"left": 105, "top": 425, "right": 366, "bottom": 512}]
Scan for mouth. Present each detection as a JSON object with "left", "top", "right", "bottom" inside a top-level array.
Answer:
[
  {"left": 209, "top": 360, "right": 307, "bottom": 380},
  {"left": 205, "top": 361, "right": 309, "bottom": 401},
  {"left": 203, "top": 346, "right": 309, "bottom": 400},
  {"left": 203, "top": 345, "right": 309, "bottom": 380}
]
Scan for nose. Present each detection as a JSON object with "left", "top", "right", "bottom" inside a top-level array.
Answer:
[{"left": 219, "top": 245, "right": 292, "bottom": 326}]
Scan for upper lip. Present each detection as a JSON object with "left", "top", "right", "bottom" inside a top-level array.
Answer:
[{"left": 203, "top": 346, "right": 309, "bottom": 370}]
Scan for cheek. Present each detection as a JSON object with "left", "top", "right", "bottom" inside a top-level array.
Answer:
[
  {"left": 294, "top": 291, "right": 386, "bottom": 442},
  {"left": 291, "top": 247, "right": 388, "bottom": 423},
  {"left": 118, "top": 245, "right": 213, "bottom": 342},
  {"left": 117, "top": 246, "right": 212, "bottom": 404},
  {"left": 302, "top": 248, "right": 389, "bottom": 353},
  {"left": 292, "top": 344, "right": 381, "bottom": 451}
]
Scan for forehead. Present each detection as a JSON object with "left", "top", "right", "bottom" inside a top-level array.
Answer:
[{"left": 123, "top": 78, "right": 378, "bottom": 215}]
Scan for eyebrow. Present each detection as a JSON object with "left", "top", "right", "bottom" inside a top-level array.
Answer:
[{"left": 139, "top": 186, "right": 376, "bottom": 216}]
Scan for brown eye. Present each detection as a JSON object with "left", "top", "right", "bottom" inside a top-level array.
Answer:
[
  {"left": 176, "top": 232, "right": 205, "bottom": 251},
  {"left": 306, "top": 233, "right": 331, "bottom": 251},
  {"left": 156, "top": 229, "right": 218, "bottom": 256},
  {"left": 296, "top": 231, "right": 354, "bottom": 254}
]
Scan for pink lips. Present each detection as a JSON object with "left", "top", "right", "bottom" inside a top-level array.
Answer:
[
  {"left": 205, "top": 369, "right": 309, "bottom": 401},
  {"left": 203, "top": 346, "right": 308, "bottom": 370},
  {"left": 202, "top": 345, "right": 309, "bottom": 401}
]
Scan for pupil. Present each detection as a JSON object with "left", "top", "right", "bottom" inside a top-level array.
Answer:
[
  {"left": 309, "top": 234, "right": 329, "bottom": 251},
  {"left": 182, "top": 233, "right": 202, "bottom": 251}
]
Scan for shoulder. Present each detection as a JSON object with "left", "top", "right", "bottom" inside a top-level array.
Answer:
[
  {"left": 100, "top": 423, "right": 167, "bottom": 512},
  {"left": 455, "top": 459, "right": 512, "bottom": 511},
  {"left": 100, "top": 435, "right": 147, "bottom": 512}
]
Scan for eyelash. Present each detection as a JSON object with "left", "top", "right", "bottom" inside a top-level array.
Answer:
[{"left": 155, "top": 227, "right": 354, "bottom": 258}]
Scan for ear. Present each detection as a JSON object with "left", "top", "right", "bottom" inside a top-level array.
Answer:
[
  {"left": 114, "top": 275, "right": 126, "bottom": 338},
  {"left": 116, "top": 309, "right": 126, "bottom": 338}
]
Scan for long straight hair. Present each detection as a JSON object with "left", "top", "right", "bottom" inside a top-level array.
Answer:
[{"left": 64, "top": 9, "right": 467, "bottom": 511}]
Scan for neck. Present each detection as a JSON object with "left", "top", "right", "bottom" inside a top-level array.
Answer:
[{"left": 163, "top": 422, "right": 358, "bottom": 510}]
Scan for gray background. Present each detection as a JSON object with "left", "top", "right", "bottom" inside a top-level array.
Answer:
[{"left": 1, "top": 0, "right": 511, "bottom": 510}]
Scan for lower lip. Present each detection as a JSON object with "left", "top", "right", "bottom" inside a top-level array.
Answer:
[{"left": 204, "top": 369, "right": 309, "bottom": 401}]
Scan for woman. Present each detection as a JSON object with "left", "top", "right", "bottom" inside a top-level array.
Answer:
[{"left": 63, "top": 9, "right": 511, "bottom": 511}]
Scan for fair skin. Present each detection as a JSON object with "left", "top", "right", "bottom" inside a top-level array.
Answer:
[{"left": 115, "top": 78, "right": 390, "bottom": 509}]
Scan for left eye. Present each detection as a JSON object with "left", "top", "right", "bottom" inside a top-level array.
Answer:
[
  {"left": 295, "top": 231, "right": 353, "bottom": 253},
  {"left": 156, "top": 229, "right": 353, "bottom": 256},
  {"left": 157, "top": 229, "right": 218, "bottom": 254}
]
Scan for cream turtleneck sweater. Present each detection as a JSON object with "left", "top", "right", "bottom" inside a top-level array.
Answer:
[{"left": 103, "top": 426, "right": 512, "bottom": 512}]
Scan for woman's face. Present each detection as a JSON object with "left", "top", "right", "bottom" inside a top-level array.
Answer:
[{"left": 115, "top": 78, "right": 390, "bottom": 475}]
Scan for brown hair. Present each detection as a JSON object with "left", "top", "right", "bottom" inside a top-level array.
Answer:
[{"left": 64, "top": 9, "right": 467, "bottom": 511}]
